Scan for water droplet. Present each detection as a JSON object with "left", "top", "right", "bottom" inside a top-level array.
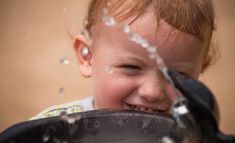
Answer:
[
  {"left": 140, "top": 39, "right": 149, "bottom": 48},
  {"left": 60, "top": 111, "right": 81, "bottom": 124},
  {"left": 128, "top": 33, "right": 135, "bottom": 41},
  {"left": 58, "top": 87, "right": 64, "bottom": 95},
  {"left": 60, "top": 58, "right": 70, "bottom": 64},
  {"left": 172, "top": 98, "right": 188, "bottom": 115},
  {"left": 67, "top": 118, "right": 76, "bottom": 124},
  {"left": 128, "top": 33, "right": 141, "bottom": 43},
  {"left": 123, "top": 24, "right": 130, "bottom": 33},
  {"left": 147, "top": 46, "right": 156, "bottom": 53},
  {"left": 171, "top": 97, "right": 188, "bottom": 129},
  {"left": 173, "top": 105, "right": 188, "bottom": 115},
  {"left": 102, "top": 15, "right": 116, "bottom": 26},
  {"left": 161, "top": 136, "right": 175, "bottom": 143},
  {"left": 42, "top": 134, "right": 50, "bottom": 142},
  {"left": 105, "top": 66, "right": 113, "bottom": 74},
  {"left": 157, "top": 60, "right": 166, "bottom": 70},
  {"left": 102, "top": 8, "right": 116, "bottom": 26},
  {"left": 149, "top": 53, "right": 156, "bottom": 59}
]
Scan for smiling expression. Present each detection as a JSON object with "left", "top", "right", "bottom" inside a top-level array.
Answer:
[{"left": 75, "top": 7, "right": 209, "bottom": 113}]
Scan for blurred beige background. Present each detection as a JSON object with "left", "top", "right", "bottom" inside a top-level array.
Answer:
[{"left": 0, "top": 0, "right": 234, "bottom": 135}]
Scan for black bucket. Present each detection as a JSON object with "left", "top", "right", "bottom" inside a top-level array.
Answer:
[{"left": 0, "top": 110, "right": 184, "bottom": 143}]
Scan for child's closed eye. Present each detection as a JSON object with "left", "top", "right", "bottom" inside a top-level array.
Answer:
[
  {"left": 120, "top": 64, "right": 141, "bottom": 70},
  {"left": 118, "top": 64, "right": 142, "bottom": 75}
]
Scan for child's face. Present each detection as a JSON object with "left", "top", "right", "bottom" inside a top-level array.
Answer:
[{"left": 76, "top": 7, "right": 209, "bottom": 112}]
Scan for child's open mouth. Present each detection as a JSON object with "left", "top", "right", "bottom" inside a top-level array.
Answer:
[{"left": 124, "top": 102, "right": 167, "bottom": 113}]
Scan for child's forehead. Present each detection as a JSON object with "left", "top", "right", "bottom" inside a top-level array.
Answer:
[
  {"left": 95, "top": 8, "right": 203, "bottom": 47},
  {"left": 87, "top": 0, "right": 214, "bottom": 45},
  {"left": 93, "top": 15, "right": 204, "bottom": 62}
]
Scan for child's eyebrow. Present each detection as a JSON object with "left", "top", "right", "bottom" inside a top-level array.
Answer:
[{"left": 117, "top": 56, "right": 148, "bottom": 65}]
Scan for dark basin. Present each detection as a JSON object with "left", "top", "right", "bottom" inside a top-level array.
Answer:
[{"left": 0, "top": 110, "right": 184, "bottom": 143}]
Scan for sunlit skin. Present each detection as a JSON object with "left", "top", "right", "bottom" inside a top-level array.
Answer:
[{"left": 74, "top": 7, "right": 210, "bottom": 113}]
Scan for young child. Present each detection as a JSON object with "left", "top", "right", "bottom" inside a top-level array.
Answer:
[{"left": 31, "top": 0, "right": 216, "bottom": 120}]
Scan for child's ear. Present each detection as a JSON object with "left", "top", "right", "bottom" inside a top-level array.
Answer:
[
  {"left": 201, "top": 55, "right": 212, "bottom": 73},
  {"left": 73, "top": 35, "right": 92, "bottom": 78}
]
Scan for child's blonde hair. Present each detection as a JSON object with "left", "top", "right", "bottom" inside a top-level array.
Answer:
[{"left": 84, "top": 0, "right": 216, "bottom": 64}]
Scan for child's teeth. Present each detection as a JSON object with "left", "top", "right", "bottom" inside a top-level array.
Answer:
[
  {"left": 127, "top": 104, "right": 154, "bottom": 112},
  {"left": 130, "top": 105, "right": 135, "bottom": 109},
  {"left": 139, "top": 106, "right": 148, "bottom": 111}
]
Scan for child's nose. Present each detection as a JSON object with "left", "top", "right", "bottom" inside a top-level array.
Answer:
[{"left": 138, "top": 76, "right": 166, "bottom": 102}]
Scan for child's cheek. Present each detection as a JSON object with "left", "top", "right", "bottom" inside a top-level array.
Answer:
[{"left": 94, "top": 73, "right": 136, "bottom": 108}]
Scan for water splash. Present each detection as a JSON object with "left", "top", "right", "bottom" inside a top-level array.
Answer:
[
  {"left": 60, "top": 111, "right": 82, "bottom": 124},
  {"left": 105, "top": 66, "right": 113, "bottom": 74},
  {"left": 58, "top": 87, "right": 65, "bottom": 95},
  {"left": 127, "top": 31, "right": 173, "bottom": 84},
  {"left": 123, "top": 24, "right": 130, "bottom": 33},
  {"left": 102, "top": 8, "right": 116, "bottom": 26},
  {"left": 60, "top": 58, "right": 70, "bottom": 65},
  {"left": 147, "top": 46, "right": 157, "bottom": 53},
  {"left": 140, "top": 39, "right": 150, "bottom": 48},
  {"left": 128, "top": 33, "right": 142, "bottom": 44},
  {"left": 161, "top": 136, "right": 175, "bottom": 143},
  {"left": 42, "top": 134, "right": 50, "bottom": 142},
  {"left": 171, "top": 97, "right": 190, "bottom": 129}
]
